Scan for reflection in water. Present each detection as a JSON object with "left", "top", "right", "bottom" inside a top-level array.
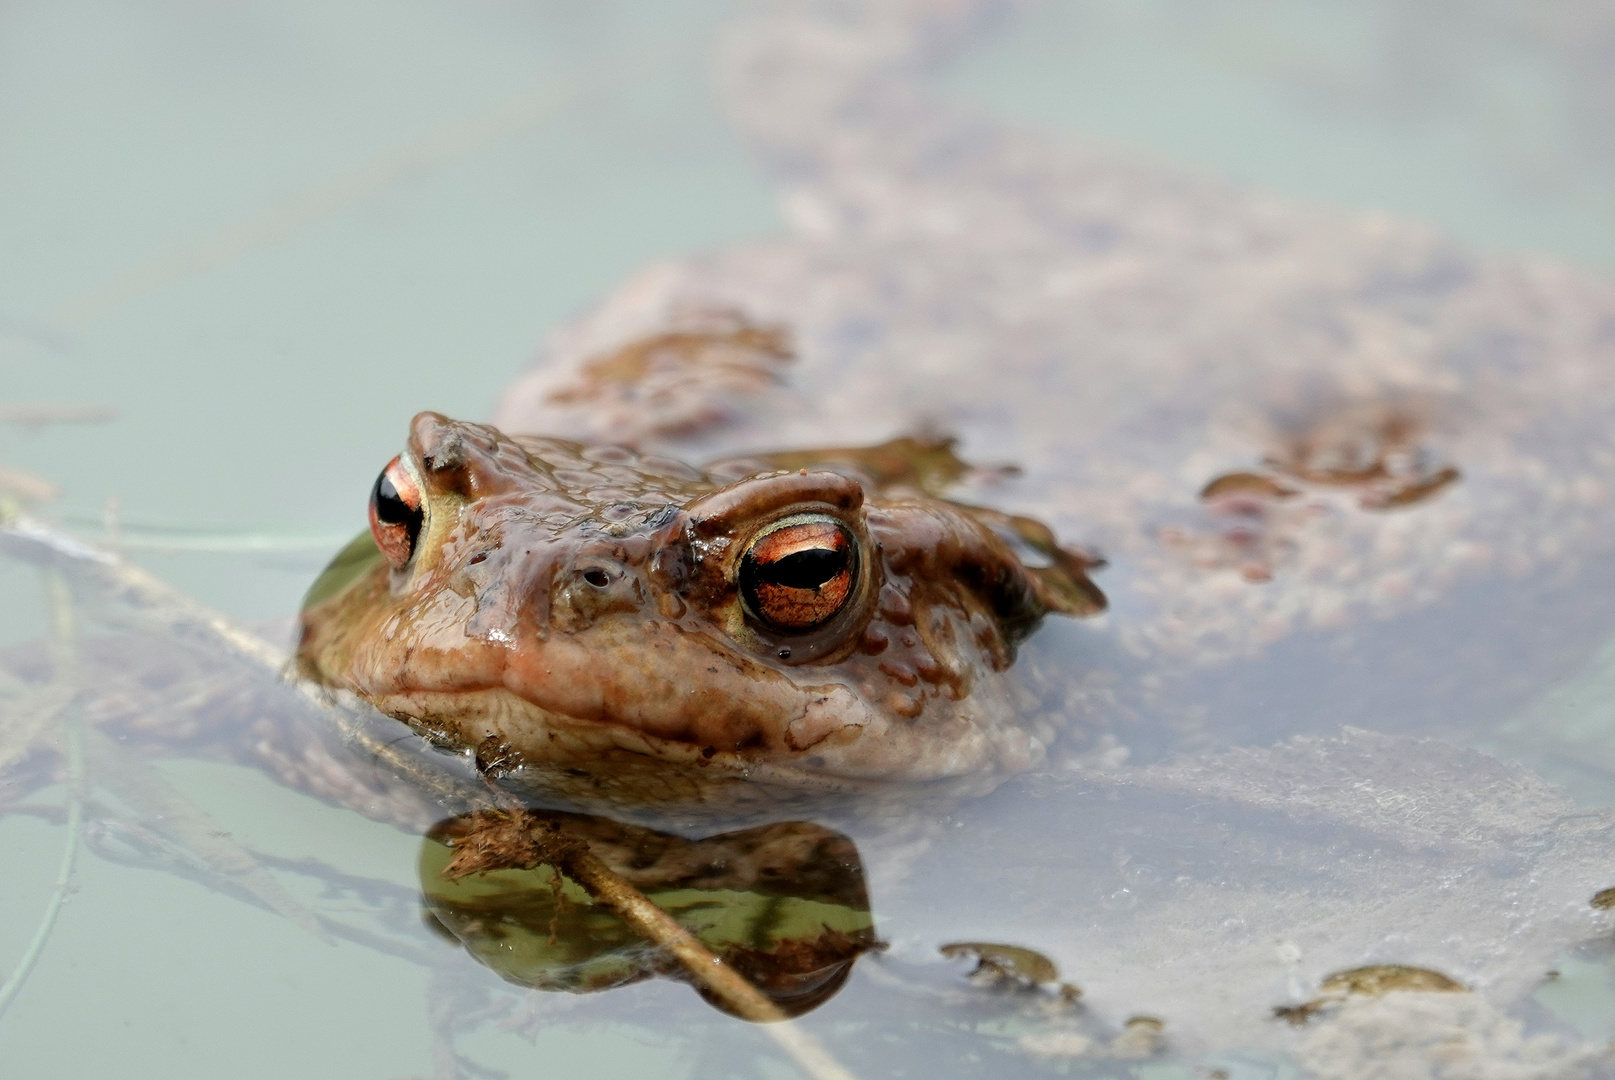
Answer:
[
  {"left": 419, "top": 810, "right": 878, "bottom": 1019},
  {"left": 11, "top": 0, "right": 1615, "bottom": 1073}
]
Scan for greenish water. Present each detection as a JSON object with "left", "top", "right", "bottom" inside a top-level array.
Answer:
[
  {"left": 1, "top": 3, "right": 774, "bottom": 1076},
  {"left": 5, "top": 2, "right": 1615, "bottom": 1077},
  {"left": 0, "top": 0, "right": 780, "bottom": 629},
  {"left": 946, "top": 0, "right": 1615, "bottom": 272}
]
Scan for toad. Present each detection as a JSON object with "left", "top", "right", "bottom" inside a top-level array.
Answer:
[{"left": 295, "top": 412, "right": 1104, "bottom": 804}]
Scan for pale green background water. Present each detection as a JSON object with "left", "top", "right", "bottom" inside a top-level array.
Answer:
[
  {"left": 0, "top": 0, "right": 780, "bottom": 635},
  {"left": 947, "top": 0, "right": 1615, "bottom": 272},
  {"left": 3, "top": 1, "right": 1614, "bottom": 1077}
]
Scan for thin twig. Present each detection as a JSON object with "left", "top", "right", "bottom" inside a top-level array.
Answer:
[
  {"left": 84, "top": 728, "right": 331, "bottom": 942},
  {"left": 561, "top": 840, "right": 861, "bottom": 1080},
  {"left": 0, "top": 512, "right": 486, "bottom": 810},
  {"left": 444, "top": 809, "right": 860, "bottom": 1080},
  {"left": 0, "top": 570, "right": 84, "bottom": 1022}
]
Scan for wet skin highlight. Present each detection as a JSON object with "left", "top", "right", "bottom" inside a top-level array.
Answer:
[{"left": 296, "top": 412, "right": 1103, "bottom": 804}]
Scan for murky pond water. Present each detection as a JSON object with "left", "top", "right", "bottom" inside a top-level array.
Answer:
[{"left": 7, "top": 2, "right": 1615, "bottom": 1077}]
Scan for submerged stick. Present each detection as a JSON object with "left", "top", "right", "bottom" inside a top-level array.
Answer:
[
  {"left": 0, "top": 571, "right": 84, "bottom": 1022},
  {"left": 561, "top": 840, "right": 864, "bottom": 1080},
  {"left": 443, "top": 811, "right": 858, "bottom": 1080},
  {"left": 0, "top": 513, "right": 486, "bottom": 810}
]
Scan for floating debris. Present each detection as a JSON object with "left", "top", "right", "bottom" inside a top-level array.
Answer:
[
  {"left": 939, "top": 940, "right": 1082, "bottom": 1004},
  {"left": 1275, "top": 964, "right": 1466, "bottom": 1025},
  {"left": 1321, "top": 965, "right": 1467, "bottom": 996},
  {"left": 940, "top": 941, "right": 1058, "bottom": 987},
  {"left": 1198, "top": 472, "right": 1298, "bottom": 502},
  {"left": 1109, "top": 1015, "right": 1166, "bottom": 1059}
]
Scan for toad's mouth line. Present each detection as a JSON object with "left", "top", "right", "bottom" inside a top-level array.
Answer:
[
  {"left": 361, "top": 684, "right": 1009, "bottom": 792},
  {"left": 370, "top": 685, "right": 864, "bottom": 783}
]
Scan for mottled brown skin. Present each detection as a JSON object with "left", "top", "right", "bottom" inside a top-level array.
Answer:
[{"left": 296, "top": 412, "right": 1102, "bottom": 804}]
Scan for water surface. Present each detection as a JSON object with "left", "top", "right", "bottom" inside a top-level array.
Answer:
[{"left": 6, "top": 2, "right": 1615, "bottom": 1077}]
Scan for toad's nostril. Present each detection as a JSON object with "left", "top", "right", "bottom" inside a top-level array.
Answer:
[{"left": 582, "top": 568, "right": 611, "bottom": 588}]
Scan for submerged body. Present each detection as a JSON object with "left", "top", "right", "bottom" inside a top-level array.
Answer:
[{"left": 296, "top": 412, "right": 1102, "bottom": 804}]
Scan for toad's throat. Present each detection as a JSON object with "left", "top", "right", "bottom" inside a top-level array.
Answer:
[{"left": 366, "top": 682, "right": 1011, "bottom": 790}]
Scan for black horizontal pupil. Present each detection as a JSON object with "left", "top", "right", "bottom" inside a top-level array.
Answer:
[
  {"left": 759, "top": 547, "right": 845, "bottom": 590},
  {"left": 372, "top": 470, "right": 423, "bottom": 548}
]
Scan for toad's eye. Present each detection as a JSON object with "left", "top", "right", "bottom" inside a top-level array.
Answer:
[
  {"left": 369, "top": 455, "right": 423, "bottom": 569},
  {"left": 739, "top": 517, "right": 856, "bottom": 632}
]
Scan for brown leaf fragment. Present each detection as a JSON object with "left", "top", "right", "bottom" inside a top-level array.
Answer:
[
  {"left": 1319, "top": 964, "right": 1466, "bottom": 996},
  {"left": 1199, "top": 472, "right": 1297, "bottom": 501},
  {"left": 1273, "top": 963, "right": 1466, "bottom": 1025},
  {"left": 1361, "top": 466, "right": 1462, "bottom": 510},
  {"left": 940, "top": 941, "right": 1059, "bottom": 986},
  {"left": 1273, "top": 1002, "right": 1324, "bottom": 1026},
  {"left": 472, "top": 735, "right": 519, "bottom": 778},
  {"left": 439, "top": 809, "right": 583, "bottom": 881}
]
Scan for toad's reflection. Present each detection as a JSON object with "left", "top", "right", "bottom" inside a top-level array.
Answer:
[{"left": 419, "top": 810, "right": 879, "bottom": 1018}]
